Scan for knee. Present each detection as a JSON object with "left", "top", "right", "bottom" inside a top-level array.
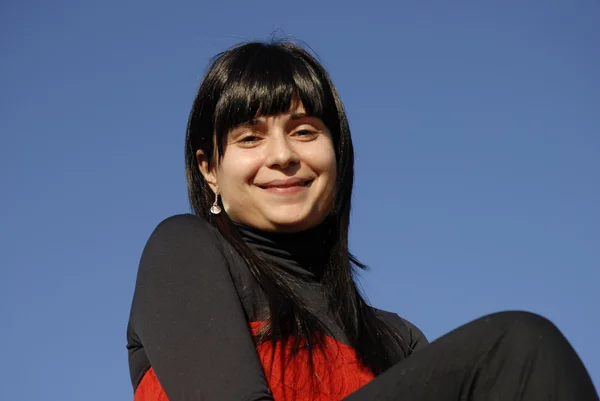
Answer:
[{"left": 485, "top": 311, "right": 567, "bottom": 351}]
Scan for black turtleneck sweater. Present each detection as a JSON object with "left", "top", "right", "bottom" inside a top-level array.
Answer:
[{"left": 127, "top": 214, "right": 428, "bottom": 401}]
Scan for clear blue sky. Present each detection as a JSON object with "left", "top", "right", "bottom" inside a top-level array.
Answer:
[{"left": 1, "top": 1, "right": 598, "bottom": 400}]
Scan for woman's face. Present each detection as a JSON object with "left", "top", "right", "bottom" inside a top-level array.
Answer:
[{"left": 198, "top": 102, "right": 337, "bottom": 232}]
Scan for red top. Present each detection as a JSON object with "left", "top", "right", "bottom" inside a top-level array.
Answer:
[{"left": 134, "top": 322, "right": 374, "bottom": 401}]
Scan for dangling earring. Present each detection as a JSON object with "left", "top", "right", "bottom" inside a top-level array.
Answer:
[{"left": 210, "top": 192, "right": 222, "bottom": 215}]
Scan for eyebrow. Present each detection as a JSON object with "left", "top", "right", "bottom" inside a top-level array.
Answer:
[{"left": 290, "top": 112, "right": 310, "bottom": 120}]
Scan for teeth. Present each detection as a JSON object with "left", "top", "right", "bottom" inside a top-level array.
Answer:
[{"left": 259, "top": 180, "right": 311, "bottom": 188}]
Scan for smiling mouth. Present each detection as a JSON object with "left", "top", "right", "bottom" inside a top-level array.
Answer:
[
  {"left": 258, "top": 180, "right": 312, "bottom": 189},
  {"left": 257, "top": 179, "right": 313, "bottom": 192}
]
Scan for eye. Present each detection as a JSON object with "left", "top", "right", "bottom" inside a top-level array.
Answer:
[
  {"left": 235, "top": 132, "right": 265, "bottom": 146},
  {"left": 293, "top": 129, "right": 318, "bottom": 139},
  {"left": 240, "top": 135, "right": 259, "bottom": 143}
]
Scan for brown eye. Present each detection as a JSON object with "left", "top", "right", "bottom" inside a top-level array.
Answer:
[
  {"left": 294, "top": 129, "right": 318, "bottom": 138},
  {"left": 240, "top": 135, "right": 259, "bottom": 143}
]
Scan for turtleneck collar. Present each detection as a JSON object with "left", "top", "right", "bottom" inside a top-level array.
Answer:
[{"left": 233, "top": 221, "right": 332, "bottom": 281}]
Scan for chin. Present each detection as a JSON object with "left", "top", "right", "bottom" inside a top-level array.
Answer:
[{"left": 264, "top": 213, "right": 322, "bottom": 233}]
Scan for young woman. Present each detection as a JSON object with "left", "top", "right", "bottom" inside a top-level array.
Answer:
[{"left": 126, "top": 41, "right": 598, "bottom": 401}]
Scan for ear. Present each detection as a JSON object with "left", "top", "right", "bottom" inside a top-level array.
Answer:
[{"left": 196, "top": 149, "right": 218, "bottom": 194}]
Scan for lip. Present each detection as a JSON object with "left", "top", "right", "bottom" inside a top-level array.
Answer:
[{"left": 257, "top": 177, "right": 314, "bottom": 193}]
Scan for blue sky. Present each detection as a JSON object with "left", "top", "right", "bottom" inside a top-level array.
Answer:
[{"left": 1, "top": 1, "right": 598, "bottom": 400}]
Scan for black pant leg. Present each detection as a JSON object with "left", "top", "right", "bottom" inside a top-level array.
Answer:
[{"left": 344, "top": 311, "right": 598, "bottom": 401}]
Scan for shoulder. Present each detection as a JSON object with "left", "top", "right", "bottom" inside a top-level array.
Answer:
[
  {"left": 147, "top": 213, "right": 220, "bottom": 244},
  {"left": 141, "top": 213, "right": 231, "bottom": 257},
  {"left": 135, "top": 214, "right": 229, "bottom": 281},
  {"left": 375, "top": 308, "right": 429, "bottom": 353}
]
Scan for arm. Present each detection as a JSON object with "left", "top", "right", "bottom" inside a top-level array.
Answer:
[{"left": 129, "top": 214, "right": 273, "bottom": 401}]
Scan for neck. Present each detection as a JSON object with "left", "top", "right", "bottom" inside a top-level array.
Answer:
[{"left": 233, "top": 220, "right": 332, "bottom": 281}]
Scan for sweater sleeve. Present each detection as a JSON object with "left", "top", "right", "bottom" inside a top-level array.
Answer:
[{"left": 128, "top": 214, "right": 273, "bottom": 401}]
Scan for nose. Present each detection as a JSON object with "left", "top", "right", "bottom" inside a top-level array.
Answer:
[{"left": 266, "top": 133, "right": 300, "bottom": 169}]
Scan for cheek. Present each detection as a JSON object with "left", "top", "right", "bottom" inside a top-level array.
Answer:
[
  {"left": 312, "top": 147, "right": 337, "bottom": 201},
  {"left": 317, "top": 145, "right": 337, "bottom": 182},
  {"left": 305, "top": 137, "right": 336, "bottom": 172},
  {"left": 216, "top": 153, "right": 259, "bottom": 200}
]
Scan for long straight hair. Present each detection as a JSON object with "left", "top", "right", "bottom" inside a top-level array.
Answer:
[{"left": 185, "top": 41, "right": 407, "bottom": 376}]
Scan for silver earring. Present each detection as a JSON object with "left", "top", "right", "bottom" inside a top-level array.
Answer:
[{"left": 210, "top": 193, "right": 222, "bottom": 215}]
